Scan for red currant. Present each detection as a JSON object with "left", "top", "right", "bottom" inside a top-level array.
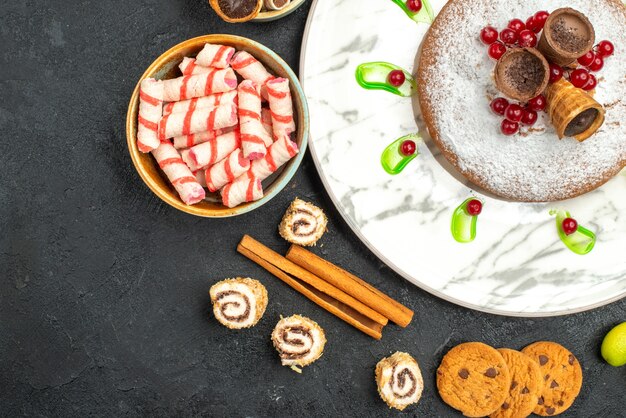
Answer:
[
  {"left": 400, "top": 140, "right": 416, "bottom": 156},
  {"left": 596, "top": 40, "right": 615, "bottom": 57},
  {"left": 490, "top": 97, "right": 509, "bottom": 115},
  {"left": 588, "top": 55, "right": 604, "bottom": 72},
  {"left": 466, "top": 199, "right": 483, "bottom": 216},
  {"left": 388, "top": 70, "right": 406, "bottom": 87},
  {"left": 507, "top": 19, "right": 526, "bottom": 33},
  {"left": 480, "top": 26, "right": 499, "bottom": 45},
  {"left": 500, "top": 28, "right": 518, "bottom": 45},
  {"left": 548, "top": 63, "right": 563, "bottom": 83},
  {"left": 406, "top": 0, "right": 422, "bottom": 12},
  {"left": 577, "top": 51, "right": 595, "bottom": 67},
  {"left": 488, "top": 42, "right": 507, "bottom": 60},
  {"left": 521, "top": 108, "right": 538, "bottom": 125},
  {"left": 501, "top": 119, "right": 520, "bottom": 136},
  {"left": 570, "top": 68, "right": 590, "bottom": 88},
  {"left": 527, "top": 95, "right": 547, "bottom": 112},
  {"left": 583, "top": 73, "right": 597, "bottom": 91},
  {"left": 533, "top": 11, "right": 550, "bottom": 29},
  {"left": 518, "top": 29, "right": 538, "bottom": 48},
  {"left": 562, "top": 218, "right": 578, "bottom": 235},
  {"left": 504, "top": 104, "right": 524, "bottom": 123},
  {"left": 525, "top": 16, "right": 541, "bottom": 33}
]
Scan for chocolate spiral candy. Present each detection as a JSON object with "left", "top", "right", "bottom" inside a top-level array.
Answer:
[
  {"left": 271, "top": 315, "right": 326, "bottom": 367},
  {"left": 278, "top": 198, "right": 328, "bottom": 246},
  {"left": 376, "top": 352, "right": 424, "bottom": 411},
  {"left": 209, "top": 278, "right": 268, "bottom": 329}
]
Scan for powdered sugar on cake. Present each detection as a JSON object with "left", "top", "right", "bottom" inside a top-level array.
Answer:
[{"left": 419, "top": 0, "right": 626, "bottom": 201}]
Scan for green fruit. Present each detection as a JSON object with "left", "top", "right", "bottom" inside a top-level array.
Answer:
[{"left": 601, "top": 322, "right": 626, "bottom": 367}]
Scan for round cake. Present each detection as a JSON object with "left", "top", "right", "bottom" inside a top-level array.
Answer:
[{"left": 418, "top": 0, "right": 626, "bottom": 202}]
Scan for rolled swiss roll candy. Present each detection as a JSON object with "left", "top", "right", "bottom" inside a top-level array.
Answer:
[
  {"left": 193, "top": 169, "right": 207, "bottom": 188},
  {"left": 264, "top": 0, "right": 291, "bottom": 10},
  {"left": 206, "top": 149, "right": 250, "bottom": 192},
  {"left": 239, "top": 80, "right": 273, "bottom": 159},
  {"left": 209, "top": 278, "right": 268, "bottom": 329},
  {"left": 178, "top": 57, "right": 215, "bottom": 76},
  {"left": 231, "top": 51, "right": 275, "bottom": 86},
  {"left": 172, "top": 129, "right": 222, "bottom": 150},
  {"left": 271, "top": 315, "right": 326, "bottom": 367},
  {"left": 158, "top": 104, "right": 238, "bottom": 140},
  {"left": 266, "top": 78, "right": 296, "bottom": 140},
  {"left": 187, "top": 130, "right": 241, "bottom": 171},
  {"left": 221, "top": 172, "right": 263, "bottom": 208},
  {"left": 195, "top": 43, "right": 236, "bottom": 69},
  {"left": 162, "top": 68, "right": 237, "bottom": 102},
  {"left": 375, "top": 352, "right": 424, "bottom": 411},
  {"left": 151, "top": 142, "right": 206, "bottom": 205},
  {"left": 249, "top": 134, "right": 299, "bottom": 181},
  {"left": 163, "top": 90, "right": 238, "bottom": 116},
  {"left": 278, "top": 198, "right": 328, "bottom": 246},
  {"left": 137, "top": 78, "right": 164, "bottom": 153},
  {"left": 261, "top": 108, "right": 273, "bottom": 137}
]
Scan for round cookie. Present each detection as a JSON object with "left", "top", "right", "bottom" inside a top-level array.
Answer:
[
  {"left": 490, "top": 348, "right": 544, "bottom": 418},
  {"left": 521, "top": 341, "right": 583, "bottom": 416},
  {"left": 437, "top": 342, "right": 511, "bottom": 417}
]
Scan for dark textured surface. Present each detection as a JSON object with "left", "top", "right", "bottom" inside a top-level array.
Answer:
[{"left": 1, "top": 1, "right": 626, "bottom": 416}]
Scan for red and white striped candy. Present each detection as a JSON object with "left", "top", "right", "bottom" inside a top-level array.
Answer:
[
  {"left": 250, "top": 134, "right": 299, "bottom": 181},
  {"left": 188, "top": 130, "right": 241, "bottom": 171},
  {"left": 193, "top": 169, "right": 207, "bottom": 188},
  {"left": 221, "top": 172, "right": 263, "bottom": 208},
  {"left": 266, "top": 78, "right": 296, "bottom": 140},
  {"left": 261, "top": 108, "right": 273, "bottom": 138},
  {"left": 196, "top": 44, "right": 236, "bottom": 69},
  {"left": 162, "top": 68, "right": 237, "bottom": 102},
  {"left": 179, "top": 57, "right": 215, "bottom": 76},
  {"left": 172, "top": 130, "right": 222, "bottom": 150},
  {"left": 158, "top": 103, "right": 237, "bottom": 140},
  {"left": 163, "top": 90, "right": 238, "bottom": 116},
  {"left": 151, "top": 142, "right": 206, "bottom": 205},
  {"left": 137, "top": 78, "right": 164, "bottom": 153},
  {"left": 238, "top": 80, "right": 273, "bottom": 160},
  {"left": 231, "top": 51, "right": 275, "bottom": 86},
  {"left": 206, "top": 149, "right": 251, "bottom": 192}
]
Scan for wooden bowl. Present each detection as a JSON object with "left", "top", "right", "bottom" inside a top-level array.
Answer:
[
  {"left": 126, "top": 35, "right": 309, "bottom": 217},
  {"left": 254, "top": 0, "right": 308, "bottom": 21}
]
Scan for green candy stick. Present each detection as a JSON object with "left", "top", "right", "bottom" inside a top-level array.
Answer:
[
  {"left": 451, "top": 198, "right": 480, "bottom": 243},
  {"left": 550, "top": 209, "right": 596, "bottom": 255},
  {"left": 390, "top": 0, "right": 435, "bottom": 24},
  {"left": 381, "top": 133, "right": 421, "bottom": 175},
  {"left": 355, "top": 62, "right": 416, "bottom": 97}
]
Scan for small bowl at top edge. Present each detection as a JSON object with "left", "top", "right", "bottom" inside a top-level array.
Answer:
[{"left": 254, "top": 0, "right": 308, "bottom": 21}]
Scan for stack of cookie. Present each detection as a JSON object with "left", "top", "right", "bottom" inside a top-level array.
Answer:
[{"left": 437, "top": 341, "right": 582, "bottom": 417}]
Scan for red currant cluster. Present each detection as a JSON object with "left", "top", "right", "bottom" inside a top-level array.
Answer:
[
  {"left": 548, "top": 40, "right": 615, "bottom": 91},
  {"left": 490, "top": 94, "right": 546, "bottom": 135},
  {"left": 480, "top": 11, "right": 550, "bottom": 60}
]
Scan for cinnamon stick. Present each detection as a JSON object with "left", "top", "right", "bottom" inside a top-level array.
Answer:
[
  {"left": 285, "top": 245, "right": 413, "bottom": 327},
  {"left": 238, "top": 235, "right": 388, "bottom": 328},
  {"left": 237, "top": 245, "right": 383, "bottom": 339}
]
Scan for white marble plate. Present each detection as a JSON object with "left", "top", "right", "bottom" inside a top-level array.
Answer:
[{"left": 300, "top": 0, "right": 626, "bottom": 316}]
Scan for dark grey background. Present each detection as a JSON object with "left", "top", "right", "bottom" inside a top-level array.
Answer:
[{"left": 1, "top": 0, "right": 625, "bottom": 416}]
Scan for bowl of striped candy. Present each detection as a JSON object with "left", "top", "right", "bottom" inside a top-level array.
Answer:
[{"left": 126, "top": 34, "right": 308, "bottom": 217}]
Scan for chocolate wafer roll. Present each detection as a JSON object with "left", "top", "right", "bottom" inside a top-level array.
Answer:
[
  {"left": 209, "top": 278, "right": 268, "bottom": 329},
  {"left": 271, "top": 315, "right": 326, "bottom": 367},
  {"left": 376, "top": 352, "right": 424, "bottom": 411},
  {"left": 278, "top": 198, "right": 328, "bottom": 246}
]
